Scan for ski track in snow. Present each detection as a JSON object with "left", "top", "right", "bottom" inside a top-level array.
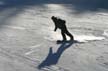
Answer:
[
  {"left": 25, "top": 44, "right": 42, "bottom": 55},
  {"left": 3, "top": 25, "right": 26, "bottom": 30}
]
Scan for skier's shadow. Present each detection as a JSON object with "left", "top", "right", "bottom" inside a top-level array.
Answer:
[{"left": 38, "top": 40, "right": 78, "bottom": 69}]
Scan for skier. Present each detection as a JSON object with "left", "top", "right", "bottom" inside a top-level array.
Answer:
[{"left": 51, "top": 16, "right": 74, "bottom": 41}]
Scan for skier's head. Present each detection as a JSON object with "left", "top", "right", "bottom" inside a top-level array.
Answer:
[
  {"left": 51, "top": 16, "right": 57, "bottom": 20},
  {"left": 51, "top": 16, "right": 54, "bottom": 19}
]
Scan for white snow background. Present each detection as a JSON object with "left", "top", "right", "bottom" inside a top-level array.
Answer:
[{"left": 0, "top": 0, "right": 108, "bottom": 71}]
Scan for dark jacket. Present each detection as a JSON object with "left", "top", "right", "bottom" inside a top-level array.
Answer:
[{"left": 52, "top": 17, "right": 66, "bottom": 31}]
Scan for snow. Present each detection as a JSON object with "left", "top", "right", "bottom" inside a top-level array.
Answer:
[
  {"left": 0, "top": 2, "right": 108, "bottom": 71},
  {"left": 103, "top": 30, "right": 108, "bottom": 37}
]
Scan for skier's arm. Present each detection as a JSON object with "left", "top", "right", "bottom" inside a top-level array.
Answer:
[{"left": 54, "top": 26, "right": 57, "bottom": 31}]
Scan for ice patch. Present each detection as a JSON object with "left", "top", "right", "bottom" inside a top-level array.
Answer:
[
  {"left": 75, "top": 35, "right": 105, "bottom": 42},
  {"left": 103, "top": 30, "right": 108, "bottom": 37},
  {"left": 45, "top": 32, "right": 105, "bottom": 42}
]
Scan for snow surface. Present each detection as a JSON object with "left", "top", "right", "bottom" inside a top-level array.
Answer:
[{"left": 0, "top": 3, "right": 108, "bottom": 71}]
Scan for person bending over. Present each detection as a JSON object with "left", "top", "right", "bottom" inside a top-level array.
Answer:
[{"left": 51, "top": 16, "right": 74, "bottom": 41}]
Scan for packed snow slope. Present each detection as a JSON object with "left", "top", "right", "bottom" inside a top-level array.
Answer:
[{"left": 0, "top": 1, "right": 108, "bottom": 71}]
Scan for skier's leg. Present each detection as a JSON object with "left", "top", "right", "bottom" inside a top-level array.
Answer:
[
  {"left": 66, "top": 30, "right": 74, "bottom": 40},
  {"left": 61, "top": 31, "right": 67, "bottom": 41}
]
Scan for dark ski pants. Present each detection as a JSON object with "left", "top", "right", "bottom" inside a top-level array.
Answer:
[{"left": 61, "top": 29, "right": 74, "bottom": 40}]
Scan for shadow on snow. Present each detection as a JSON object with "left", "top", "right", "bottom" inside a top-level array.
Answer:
[
  {"left": 0, "top": 0, "right": 108, "bottom": 22},
  {"left": 38, "top": 40, "right": 78, "bottom": 69},
  {"left": 0, "top": 0, "right": 108, "bottom": 28},
  {"left": 0, "top": 0, "right": 108, "bottom": 11}
]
